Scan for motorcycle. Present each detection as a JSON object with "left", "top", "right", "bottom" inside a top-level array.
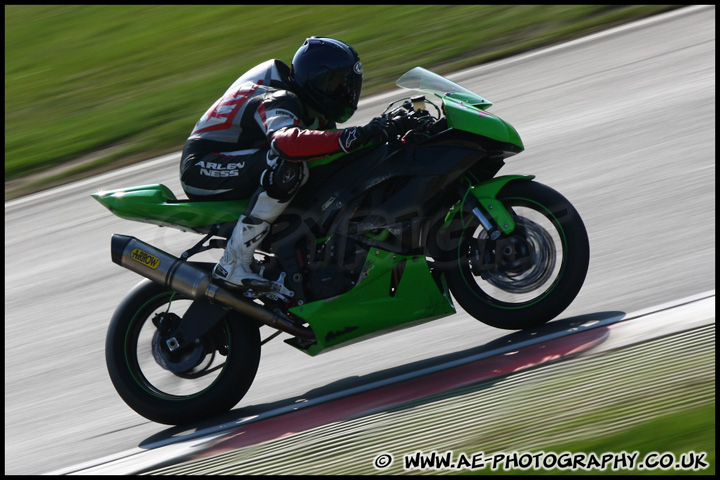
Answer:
[{"left": 93, "top": 67, "right": 590, "bottom": 425}]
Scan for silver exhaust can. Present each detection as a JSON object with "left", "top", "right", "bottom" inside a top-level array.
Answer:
[
  {"left": 110, "top": 234, "right": 315, "bottom": 340},
  {"left": 111, "top": 234, "right": 212, "bottom": 299}
]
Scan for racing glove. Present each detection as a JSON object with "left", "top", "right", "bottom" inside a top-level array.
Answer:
[{"left": 338, "top": 116, "right": 392, "bottom": 153}]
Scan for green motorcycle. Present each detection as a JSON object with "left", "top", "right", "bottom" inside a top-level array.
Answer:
[{"left": 94, "top": 67, "right": 590, "bottom": 425}]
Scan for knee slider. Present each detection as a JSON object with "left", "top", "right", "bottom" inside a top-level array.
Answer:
[{"left": 260, "top": 160, "right": 306, "bottom": 202}]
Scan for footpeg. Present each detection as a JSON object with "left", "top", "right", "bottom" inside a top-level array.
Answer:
[
  {"left": 239, "top": 272, "right": 295, "bottom": 302},
  {"left": 270, "top": 272, "right": 294, "bottom": 298}
]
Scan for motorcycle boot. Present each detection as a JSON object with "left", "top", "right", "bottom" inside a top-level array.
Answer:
[{"left": 212, "top": 191, "right": 286, "bottom": 289}]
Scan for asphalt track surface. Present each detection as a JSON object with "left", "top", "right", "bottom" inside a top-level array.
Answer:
[
  {"left": 52, "top": 293, "right": 717, "bottom": 474},
  {"left": 4, "top": 6, "right": 715, "bottom": 475}
]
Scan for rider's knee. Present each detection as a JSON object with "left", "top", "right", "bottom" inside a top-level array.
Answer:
[{"left": 260, "top": 159, "right": 308, "bottom": 202}]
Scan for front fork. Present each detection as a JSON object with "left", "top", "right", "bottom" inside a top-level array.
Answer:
[
  {"left": 442, "top": 175, "right": 535, "bottom": 236},
  {"left": 440, "top": 175, "right": 535, "bottom": 277}
]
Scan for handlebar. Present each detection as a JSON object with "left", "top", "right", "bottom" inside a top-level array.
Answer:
[{"left": 382, "top": 95, "right": 439, "bottom": 141}]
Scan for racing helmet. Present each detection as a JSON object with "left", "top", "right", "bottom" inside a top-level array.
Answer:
[{"left": 289, "top": 37, "right": 363, "bottom": 123}]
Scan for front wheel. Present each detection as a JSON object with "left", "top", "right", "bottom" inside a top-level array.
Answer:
[
  {"left": 442, "top": 181, "right": 589, "bottom": 330},
  {"left": 106, "top": 279, "right": 261, "bottom": 425}
]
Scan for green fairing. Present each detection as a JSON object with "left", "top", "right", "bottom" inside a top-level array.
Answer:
[
  {"left": 444, "top": 175, "right": 536, "bottom": 235},
  {"left": 442, "top": 95, "right": 524, "bottom": 150},
  {"left": 290, "top": 249, "right": 455, "bottom": 355},
  {"left": 92, "top": 184, "right": 247, "bottom": 232},
  {"left": 307, "top": 151, "right": 347, "bottom": 169},
  {"left": 444, "top": 91, "right": 493, "bottom": 109}
]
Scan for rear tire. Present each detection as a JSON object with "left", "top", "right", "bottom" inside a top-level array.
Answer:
[
  {"left": 106, "top": 280, "right": 261, "bottom": 425},
  {"left": 441, "top": 181, "right": 589, "bottom": 330}
]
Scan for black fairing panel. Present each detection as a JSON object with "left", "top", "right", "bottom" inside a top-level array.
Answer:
[{"left": 294, "top": 134, "right": 493, "bottom": 234}]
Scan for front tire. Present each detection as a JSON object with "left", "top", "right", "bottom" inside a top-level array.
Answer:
[
  {"left": 442, "top": 181, "right": 589, "bottom": 330},
  {"left": 106, "top": 279, "right": 261, "bottom": 425}
]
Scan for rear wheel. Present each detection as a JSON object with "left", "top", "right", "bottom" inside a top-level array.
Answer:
[
  {"left": 442, "top": 181, "right": 589, "bottom": 330},
  {"left": 106, "top": 280, "right": 261, "bottom": 425}
]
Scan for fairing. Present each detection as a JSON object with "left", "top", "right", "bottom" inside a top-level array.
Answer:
[
  {"left": 288, "top": 249, "right": 455, "bottom": 355},
  {"left": 92, "top": 184, "right": 247, "bottom": 233},
  {"left": 397, "top": 67, "right": 524, "bottom": 152}
]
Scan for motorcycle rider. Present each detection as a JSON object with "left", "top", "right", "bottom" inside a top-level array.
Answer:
[{"left": 180, "top": 36, "right": 418, "bottom": 288}]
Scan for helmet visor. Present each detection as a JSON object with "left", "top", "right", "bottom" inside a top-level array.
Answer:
[{"left": 313, "top": 66, "right": 362, "bottom": 121}]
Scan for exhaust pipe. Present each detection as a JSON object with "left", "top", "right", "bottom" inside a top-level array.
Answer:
[{"left": 111, "top": 234, "right": 315, "bottom": 340}]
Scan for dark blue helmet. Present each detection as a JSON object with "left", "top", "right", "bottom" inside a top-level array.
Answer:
[{"left": 290, "top": 37, "right": 363, "bottom": 123}]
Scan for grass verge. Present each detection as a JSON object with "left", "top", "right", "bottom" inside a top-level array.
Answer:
[{"left": 5, "top": 5, "right": 681, "bottom": 199}]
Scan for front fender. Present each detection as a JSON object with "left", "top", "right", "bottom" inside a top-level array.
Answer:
[{"left": 443, "top": 175, "right": 535, "bottom": 235}]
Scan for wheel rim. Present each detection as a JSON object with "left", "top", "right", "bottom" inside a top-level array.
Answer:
[
  {"left": 457, "top": 198, "right": 566, "bottom": 308},
  {"left": 125, "top": 293, "right": 231, "bottom": 399}
]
